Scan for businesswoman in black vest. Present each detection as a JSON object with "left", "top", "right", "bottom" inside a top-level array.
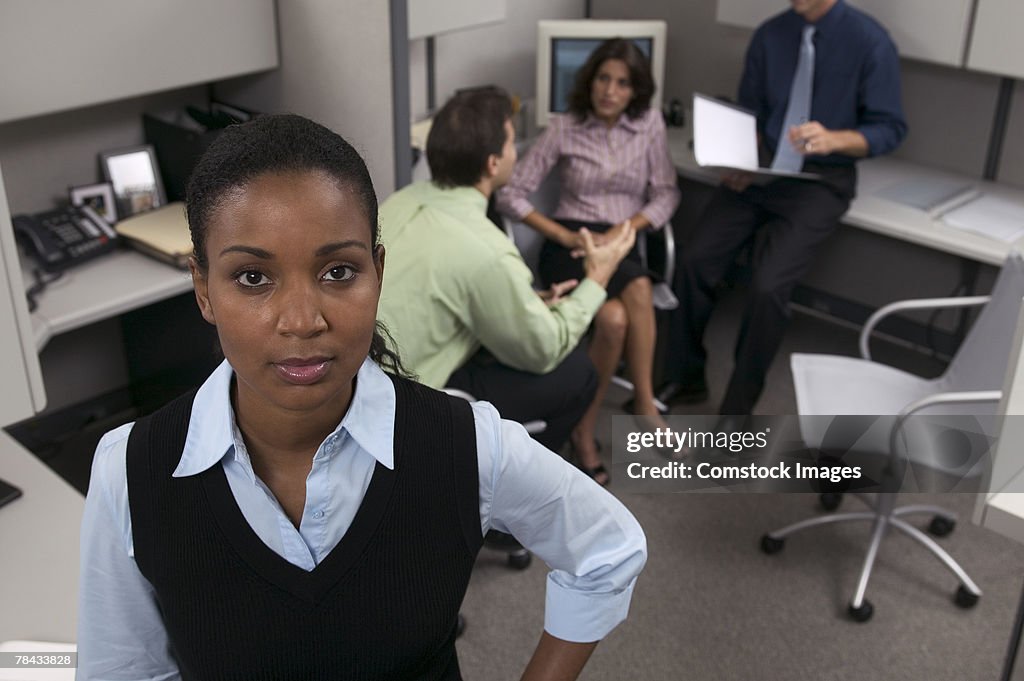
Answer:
[{"left": 76, "top": 114, "right": 646, "bottom": 681}]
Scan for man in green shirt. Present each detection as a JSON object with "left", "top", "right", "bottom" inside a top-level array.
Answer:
[{"left": 378, "top": 88, "right": 633, "bottom": 453}]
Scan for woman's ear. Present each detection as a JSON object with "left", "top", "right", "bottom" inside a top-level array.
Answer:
[
  {"left": 373, "top": 244, "right": 385, "bottom": 286},
  {"left": 189, "top": 257, "right": 217, "bottom": 325}
]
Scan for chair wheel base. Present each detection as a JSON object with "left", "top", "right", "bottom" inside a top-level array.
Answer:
[
  {"left": 760, "top": 534, "right": 785, "bottom": 554},
  {"left": 955, "top": 585, "right": 980, "bottom": 609},
  {"left": 819, "top": 493, "right": 843, "bottom": 511},
  {"left": 928, "top": 516, "right": 956, "bottom": 537},
  {"left": 507, "top": 549, "right": 532, "bottom": 570},
  {"left": 848, "top": 599, "right": 874, "bottom": 622}
]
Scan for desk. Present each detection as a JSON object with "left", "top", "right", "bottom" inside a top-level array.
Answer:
[
  {"left": 24, "top": 249, "right": 193, "bottom": 351},
  {"left": 665, "top": 126, "right": 1024, "bottom": 266},
  {"left": 0, "top": 431, "right": 83, "bottom": 643}
]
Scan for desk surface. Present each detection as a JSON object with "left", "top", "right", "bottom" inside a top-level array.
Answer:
[
  {"left": 665, "top": 127, "right": 1024, "bottom": 266},
  {"left": 0, "top": 431, "right": 82, "bottom": 643},
  {"left": 25, "top": 248, "right": 193, "bottom": 351}
]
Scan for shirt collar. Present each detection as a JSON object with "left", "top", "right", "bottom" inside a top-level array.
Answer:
[
  {"left": 426, "top": 181, "right": 489, "bottom": 212},
  {"left": 173, "top": 357, "right": 397, "bottom": 477},
  {"left": 805, "top": 0, "right": 845, "bottom": 35}
]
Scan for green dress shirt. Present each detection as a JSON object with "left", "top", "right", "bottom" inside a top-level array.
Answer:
[{"left": 378, "top": 181, "right": 606, "bottom": 388}]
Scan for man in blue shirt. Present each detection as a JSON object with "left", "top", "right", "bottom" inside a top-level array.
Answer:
[{"left": 660, "top": 0, "right": 907, "bottom": 415}]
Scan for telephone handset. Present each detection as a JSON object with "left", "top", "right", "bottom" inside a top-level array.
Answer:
[{"left": 12, "top": 204, "right": 118, "bottom": 272}]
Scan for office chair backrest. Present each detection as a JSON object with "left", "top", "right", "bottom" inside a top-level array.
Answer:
[
  {"left": 501, "top": 161, "right": 562, "bottom": 279},
  {"left": 941, "top": 251, "right": 1024, "bottom": 393}
]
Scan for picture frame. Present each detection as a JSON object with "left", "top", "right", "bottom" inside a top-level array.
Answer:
[
  {"left": 99, "top": 144, "right": 166, "bottom": 219},
  {"left": 69, "top": 181, "right": 118, "bottom": 224}
]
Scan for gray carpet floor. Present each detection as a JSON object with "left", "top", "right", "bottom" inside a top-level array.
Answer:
[{"left": 454, "top": 289, "right": 1024, "bottom": 680}]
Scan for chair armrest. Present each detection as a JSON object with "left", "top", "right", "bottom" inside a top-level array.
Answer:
[
  {"left": 888, "top": 389, "right": 1003, "bottom": 461},
  {"left": 637, "top": 222, "right": 676, "bottom": 289},
  {"left": 443, "top": 387, "right": 478, "bottom": 403},
  {"left": 860, "top": 295, "right": 991, "bottom": 361}
]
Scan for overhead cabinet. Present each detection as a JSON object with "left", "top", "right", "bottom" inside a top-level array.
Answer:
[{"left": 0, "top": 0, "right": 278, "bottom": 124}]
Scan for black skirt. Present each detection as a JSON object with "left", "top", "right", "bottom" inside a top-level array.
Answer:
[{"left": 538, "top": 218, "right": 654, "bottom": 299}]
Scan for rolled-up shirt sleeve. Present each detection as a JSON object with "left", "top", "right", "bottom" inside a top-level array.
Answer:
[
  {"left": 638, "top": 114, "right": 682, "bottom": 229},
  {"left": 856, "top": 37, "right": 908, "bottom": 157},
  {"left": 473, "top": 401, "right": 647, "bottom": 642},
  {"left": 495, "top": 121, "right": 563, "bottom": 221}
]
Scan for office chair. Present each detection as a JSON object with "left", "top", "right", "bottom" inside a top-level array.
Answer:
[
  {"left": 500, "top": 169, "right": 677, "bottom": 412},
  {"left": 761, "top": 251, "right": 1024, "bottom": 622}
]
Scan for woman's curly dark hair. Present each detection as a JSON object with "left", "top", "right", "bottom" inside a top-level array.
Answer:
[
  {"left": 567, "top": 38, "right": 656, "bottom": 122},
  {"left": 185, "top": 113, "right": 409, "bottom": 377}
]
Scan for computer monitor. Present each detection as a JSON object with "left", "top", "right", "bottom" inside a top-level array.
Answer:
[{"left": 535, "top": 19, "right": 667, "bottom": 129}]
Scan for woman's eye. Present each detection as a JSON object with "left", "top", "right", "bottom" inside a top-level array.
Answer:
[
  {"left": 323, "top": 265, "right": 356, "bottom": 282},
  {"left": 235, "top": 270, "right": 270, "bottom": 287}
]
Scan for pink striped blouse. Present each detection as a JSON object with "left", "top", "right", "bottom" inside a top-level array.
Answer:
[{"left": 496, "top": 107, "right": 681, "bottom": 230}]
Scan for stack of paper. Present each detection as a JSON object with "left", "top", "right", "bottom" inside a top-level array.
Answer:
[
  {"left": 941, "top": 195, "right": 1024, "bottom": 244},
  {"left": 115, "top": 201, "right": 191, "bottom": 269},
  {"left": 875, "top": 178, "right": 981, "bottom": 218}
]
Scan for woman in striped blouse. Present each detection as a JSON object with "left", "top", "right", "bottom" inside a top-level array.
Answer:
[{"left": 497, "top": 38, "right": 681, "bottom": 485}]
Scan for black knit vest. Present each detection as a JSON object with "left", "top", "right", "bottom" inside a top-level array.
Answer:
[{"left": 126, "top": 375, "right": 484, "bottom": 681}]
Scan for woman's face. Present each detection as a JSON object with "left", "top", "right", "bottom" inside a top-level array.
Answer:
[
  {"left": 191, "top": 169, "right": 383, "bottom": 422},
  {"left": 590, "top": 58, "right": 634, "bottom": 125}
]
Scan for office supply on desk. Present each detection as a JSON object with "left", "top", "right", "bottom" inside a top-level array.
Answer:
[
  {"left": 0, "top": 479, "right": 21, "bottom": 509},
  {"left": 692, "top": 93, "right": 820, "bottom": 181},
  {"left": 875, "top": 177, "right": 981, "bottom": 217},
  {"left": 941, "top": 194, "right": 1024, "bottom": 244},
  {"left": 99, "top": 144, "right": 166, "bottom": 219},
  {"left": 11, "top": 205, "right": 118, "bottom": 273},
  {"left": 68, "top": 182, "right": 117, "bottom": 224},
  {"left": 114, "top": 202, "right": 191, "bottom": 269}
]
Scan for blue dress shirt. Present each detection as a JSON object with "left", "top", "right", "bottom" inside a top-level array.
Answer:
[
  {"left": 77, "top": 358, "right": 647, "bottom": 680},
  {"left": 739, "top": 0, "right": 908, "bottom": 165}
]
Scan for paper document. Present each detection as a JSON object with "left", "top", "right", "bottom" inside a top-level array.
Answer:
[
  {"left": 115, "top": 202, "right": 191, "bottom": 269},
  {"left": 941, "top": 195, "right": 1024, "bottom": 244},
  {"left": 692, "top": 93, "right": 820, "bottom": 181},
  {"left": 875, "top": 178, "right": 982, "bottom": 218},
  {"left": 0, "top": 641, "right": 75, "bottom": 681}
]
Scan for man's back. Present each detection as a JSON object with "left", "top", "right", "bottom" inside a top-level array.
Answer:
[{"left": 379, "top": 180, "right": 607, "bottom": 389}]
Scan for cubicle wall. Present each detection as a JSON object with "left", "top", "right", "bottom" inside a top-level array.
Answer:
[{"left": 0, "top": 164, "right": 46, "bottom": 425}]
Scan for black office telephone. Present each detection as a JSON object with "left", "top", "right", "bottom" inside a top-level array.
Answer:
[{"left": 12, "top": 204, "right": 118, "bottom": 272}]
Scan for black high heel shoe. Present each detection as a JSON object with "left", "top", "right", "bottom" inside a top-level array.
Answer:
[{"left": 570, "top": 441, "right": 610, "bottom": 486}]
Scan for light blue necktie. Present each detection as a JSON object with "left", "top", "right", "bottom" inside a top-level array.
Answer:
[{"left": 771, "top": 25, "right": 816, "bottom": 172}]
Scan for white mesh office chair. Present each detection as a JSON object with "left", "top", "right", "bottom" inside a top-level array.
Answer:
[{"left": 761, "top": 251, "right": 1024, "bottom": 622}]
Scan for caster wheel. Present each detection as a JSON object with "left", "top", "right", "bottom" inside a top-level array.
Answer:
[
  {"left": 928, "top": 516, "right": 956, "bottom": 537},
  {"left": 456, "top": 613, "right": 466, "bottom": 639},
  {"left": 507, "top": 550, "right": 532, "bottom": 570},
  {"left": 954, "top": 585, "right": 980, "bottom": 609},
  {"left": 760, "top": 534, "right": 785, "bottom": 554},
  {"left": 820, "top": 493, "right": 843, "bottom": 512},
  {"left": 848, "top": 599, "right": 874, "bottom": 622}
]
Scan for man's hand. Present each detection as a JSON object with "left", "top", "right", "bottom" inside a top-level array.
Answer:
[
  {"left": 581, "top": 224, "right": 635, "bottom": 289},
  {"left": 721, "top": 170, "right": 754, "bottom": 193},
  {"left": 538, "top": 279, "right": 579, "bottom": 306},
  {"left": 788, "top": 122, "right": 869, "bottom": 157},
  {"left": 569, "top": 220, "right": 629, "bottom": 258}
]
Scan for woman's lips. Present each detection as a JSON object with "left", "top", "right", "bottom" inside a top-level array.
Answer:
[{"left": 273, "top": 359, "right": 331, "bottom": 385}]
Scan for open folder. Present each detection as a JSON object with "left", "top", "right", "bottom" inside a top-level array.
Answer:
[
  {"left": 692, "top": 93, "right": 820, "bottom": 182},
  {"left": 114, "top": 202, "right": 191, "bottom": 269}
]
